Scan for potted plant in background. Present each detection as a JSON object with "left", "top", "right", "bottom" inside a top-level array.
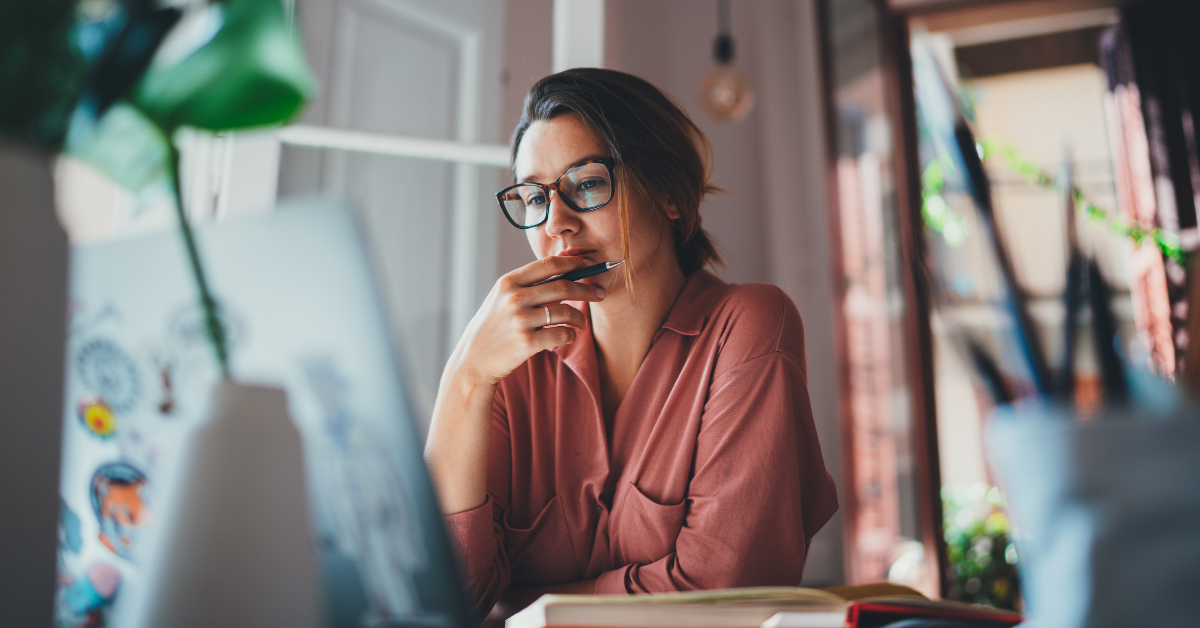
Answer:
[{"left": 95, "top": 2, "right": 324, "bottom": 627}]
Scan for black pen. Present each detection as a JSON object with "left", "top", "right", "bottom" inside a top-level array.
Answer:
[
  {"left": 530, "top": 260, "right": 624, "bottom": 286},
  {"left": 1086, "top": 259, "right": 1127, "bottom": 405},
  {"left": 1058, "top": 154, "right": 1083, "bottom": 403},
  {"left": 954, "top": 120, "right": 1052, "bottom": 397},
  {"left": 966, "top": 339, "right": 1013, "bottom": 405}
]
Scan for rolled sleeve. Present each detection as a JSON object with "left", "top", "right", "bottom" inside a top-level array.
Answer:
[
  {"left": 444, "top": 495, "right": 498, "bottom": 586},
  {"left": 440, "top": 386, "right": 516, "bottom": 618},
  {"left": 594, "top": 565, "right": 633, "bottom": 595},
  {"left": 443, "top": 494, "right": 511, "bottom": 617}
]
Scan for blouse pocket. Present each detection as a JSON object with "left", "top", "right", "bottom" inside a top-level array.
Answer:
[
  {"left": 612, "top": 482, "right": 688, "bottom": 566},
  {"left": 501, "top": 495, "right": 581, "bottom": 585}
]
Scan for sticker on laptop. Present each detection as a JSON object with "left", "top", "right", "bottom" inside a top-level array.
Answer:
[
  {"left": 77, "top": 397, "right": 118, "bottom": 440},
  {"left": 56, "top": 561, "right": 121, "bottom": 627},
  {"left": 75, "top": 338, "right": 142, "bottom": 414},
  {"left": 90, "top": 462, "right": 151, "bottom": 562}
]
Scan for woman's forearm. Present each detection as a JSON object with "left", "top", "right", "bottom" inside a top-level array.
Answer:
[
  {"left": 424, "top": 257, "right": 604, "bottom": 516},
  {"left": 425, "top": 367, "right": 496, "bottom": 515}
]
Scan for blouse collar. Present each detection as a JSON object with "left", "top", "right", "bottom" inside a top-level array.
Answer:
[
  {"left": 659, "top": 269, "right": 727, "bottom": 337},
  {"left": 554, "top": 268, "right": 728, "bottom": 370}
]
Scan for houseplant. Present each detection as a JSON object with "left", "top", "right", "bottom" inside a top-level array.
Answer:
[{"left": 3, "top": 1, "right": 318, "bottom": 625}]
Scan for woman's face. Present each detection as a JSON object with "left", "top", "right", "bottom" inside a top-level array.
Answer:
[{"left": 514, "top": 113, "right": 679, "bottom": 294}]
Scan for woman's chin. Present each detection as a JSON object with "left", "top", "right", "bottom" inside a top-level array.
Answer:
[{"left": 584, "top": 273, "right": 624, "bottom": 294}]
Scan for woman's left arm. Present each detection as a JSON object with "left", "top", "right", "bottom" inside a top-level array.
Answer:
[{"left": 595, "top": 327, "right": 839, "bottom": 593}]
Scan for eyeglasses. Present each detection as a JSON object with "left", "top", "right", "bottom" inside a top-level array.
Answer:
[{"left": 495, "top": 158, "right": 615, "bottom": 229}]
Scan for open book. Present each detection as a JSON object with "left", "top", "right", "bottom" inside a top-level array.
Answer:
[{"left": 506, "top": 585, "right": 1021, "bottom": 628}]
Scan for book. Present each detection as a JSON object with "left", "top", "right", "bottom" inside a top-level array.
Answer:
[
  {"left": 766, "top": 596, "right": 1022, "bottom": 628},
  {"left": 505, "top": 584, "right": 1020, "bottom": 628},
  {"left": 506, "top": 587, "right": 847, "bottom": 628}
]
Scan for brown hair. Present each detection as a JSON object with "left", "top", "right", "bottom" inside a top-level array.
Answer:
[{"left": 511, "top": 68, "right": 722, "bottom": 292}]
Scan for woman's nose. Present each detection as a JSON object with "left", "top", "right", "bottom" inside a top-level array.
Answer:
[{"left": 542, "top": 190, "right": 580, "bottom": 237}]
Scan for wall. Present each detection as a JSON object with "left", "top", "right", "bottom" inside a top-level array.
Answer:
[
  {"left": 497, "top": 0, "right": 554, "bottom": 274},
  {"left": 500, "top": 0, "right": 845, "bottom": 585},
  {"left": 607, "top": 0, "right": 769, "bottom": 285}
]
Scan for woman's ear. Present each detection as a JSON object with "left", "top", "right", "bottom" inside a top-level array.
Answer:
[{"left": 664, "top": 199, "right": 681, "bottom": 220}]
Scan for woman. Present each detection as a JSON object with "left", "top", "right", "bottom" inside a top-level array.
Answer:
[{"left": 425, "top": 68, "right": 838, "bottom": 618}]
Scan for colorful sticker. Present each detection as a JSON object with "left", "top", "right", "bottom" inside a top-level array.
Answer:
[
  {"left": 169, "top": 302, "right": 243, "bottom": 353},
  {"left": 90, "top": 462, "right": 150, "bottom": 561},
  {"left": 56, "top": 562, "right": 121, "bottom": 627},
  {"left": 77, "top": 398, "right": 117, "bottom": 439},
  {"left": 59, "top": 499, "right": 83, "bottom": 556},
  {"left": 75, "top": 338, "right": 141, "bottom": 413},
  {"left": 153, "top": 355, "right": 175, "bottom": 415}
]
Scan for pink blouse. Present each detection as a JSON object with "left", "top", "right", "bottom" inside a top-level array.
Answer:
[{"left": 444, "top": 270, "right": 838, "bottom": 616}]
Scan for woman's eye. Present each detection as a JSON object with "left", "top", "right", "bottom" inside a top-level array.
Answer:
[
  {"left": 526, "top": 194, "right": 547, "bottom": 206},
  {"left": 578, "top": 178, "right": 607, "bottom": 191}
]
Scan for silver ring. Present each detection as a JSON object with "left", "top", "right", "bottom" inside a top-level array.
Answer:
[{"left": 544, "top": 306, "right": 551, "bottom": 326}]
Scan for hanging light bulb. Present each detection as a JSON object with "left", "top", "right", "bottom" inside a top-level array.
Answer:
[{"left": 699, "top": 0, "right": 755, "bottom": 121}]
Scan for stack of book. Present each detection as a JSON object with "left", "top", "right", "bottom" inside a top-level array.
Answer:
[{"left": 506, "top": 585, "right": 1021, "bottom": 628}]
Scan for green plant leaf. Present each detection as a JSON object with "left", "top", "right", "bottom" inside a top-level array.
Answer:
[
  {"left": 66, "top": 102, "right": 170, "bottom": 191},
  {"left": 133, "top": 0, "right": 316, "bottom": 132},
  {"left": 0, "top": 0, "right": 84, "bottom": 150}
]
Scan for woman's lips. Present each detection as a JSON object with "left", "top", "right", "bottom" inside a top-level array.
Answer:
[{"left": 558, "top": 248, "right": 596, "bottom": 257}]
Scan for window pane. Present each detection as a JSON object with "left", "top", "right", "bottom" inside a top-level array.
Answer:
[{"left": 827, "top": 0, "right": 927, "bottom": 594}]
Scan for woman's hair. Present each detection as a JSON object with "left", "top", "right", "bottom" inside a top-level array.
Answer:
[{"left": 511, "top": 68, "right": 722, "bottom": 290}]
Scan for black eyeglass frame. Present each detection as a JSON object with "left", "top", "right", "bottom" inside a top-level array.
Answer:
[{"left": 495, "top": 157, "right": 616, "bottom": 229}]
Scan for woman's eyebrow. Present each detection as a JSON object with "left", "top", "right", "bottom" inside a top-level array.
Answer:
[{"left": 517, "top": 155, "right": 609, "bottom": 184}]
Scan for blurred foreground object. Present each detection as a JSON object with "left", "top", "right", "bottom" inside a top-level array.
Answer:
[
  {"left": 0, "top": 145, "right": 70, "bottom": 628},
  {"left": 122, "top": 2, "right": 320, "bottom": 625},
  {"left": 67, "top": 0, "right": 317, "bottom": 378},
  {"left": 0, "top": 2, "right": 79, "bottom": 625},
  {"left": 987, "top": 399, "right": 1200, "bottom": 628},
  {"left": 136, "top": 383, "right": 321, "bottom": 628},
  {"left": 132, "top": 0, "right": 315, "bottom": 132},
  {"left": 0, "top": 1, "right": 83, "bottom": 150},
  {"left": 53, "top": 1, "right": 321, "bottom": 625},
  {"left": 68, "top": 202, "right": 474, "bottom": 627}
]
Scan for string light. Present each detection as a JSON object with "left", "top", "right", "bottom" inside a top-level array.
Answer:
[{"left": 699, "top": 0, "right": 755, "bottom": 121}]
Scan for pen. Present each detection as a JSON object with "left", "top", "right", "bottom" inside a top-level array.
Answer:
[
  {"left": 954, "top": 121, "right": 1052, "bottom": 397},
  {"left": 966, "top": 338, "right": 1013, "bottom": 405},
  {"left": 530, "top": 260, "right": 624, "bottom": 286},
  {"left": 1058, "top": 153, "right": 1083, "bottom": 403},
  {"left": 1087, "top": 259, "right": 1127, "bottom": 405}
]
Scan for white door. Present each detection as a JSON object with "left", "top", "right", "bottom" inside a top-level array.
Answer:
[{"left": 277, "top": 0, "right": 510, "bottom": 429}]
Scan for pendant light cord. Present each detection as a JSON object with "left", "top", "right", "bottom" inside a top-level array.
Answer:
[{"left": 714, "top": 0, "right": 734, "bottom": 64}]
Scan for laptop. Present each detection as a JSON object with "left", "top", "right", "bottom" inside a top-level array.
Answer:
[{"left": 57, "top": 199, "right": 472, "bottom": 628}]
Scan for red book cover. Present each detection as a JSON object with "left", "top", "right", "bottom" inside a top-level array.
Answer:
[{"left": 847, "top": 600, "right": 1022, "bottom": 628}]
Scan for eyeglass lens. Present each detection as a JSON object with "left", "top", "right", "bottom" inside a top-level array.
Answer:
[{"left": 500, "top": 162, "right": 613, "bottom": 228}]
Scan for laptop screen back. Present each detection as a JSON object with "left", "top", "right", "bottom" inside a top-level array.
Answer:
[{"left": 58, "top": 200, "right": 471, "bottom": 628}]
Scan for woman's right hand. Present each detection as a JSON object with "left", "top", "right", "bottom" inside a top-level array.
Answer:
[
  {"left": 447, "top": 255, "right": 607, "bottom": 387},
  {"left": 427, "top": 256, "right": 605, "bottom": 514}
]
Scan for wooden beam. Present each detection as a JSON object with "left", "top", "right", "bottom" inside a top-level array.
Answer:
[{"left": 874, "top": 0, "right": 951, "bottom": 597}]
